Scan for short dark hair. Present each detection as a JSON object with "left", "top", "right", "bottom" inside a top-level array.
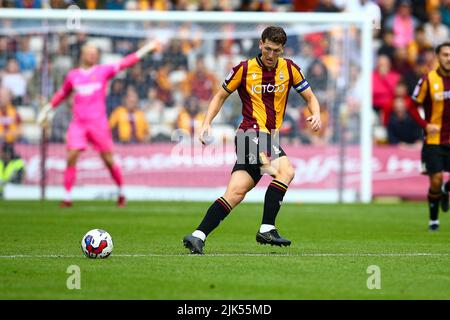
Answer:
[
  {"left": 261, "top": 26, "right": 287, "bottom": 46},
  {"left": 435, "top": 42, "right": 450, "bottom": 54}
]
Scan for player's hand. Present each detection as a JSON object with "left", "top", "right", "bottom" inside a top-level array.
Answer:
[
  {"left": 306, "top": 114, "right": 321, "bottom": 132},
  {"left": 136, "top": 39, "right": 162, "bottom": 58},
  {"left": 36, "top": 103, "right": 54, "bottom": 127},
  {"left": 199, "top": 124, "right": 212, "bottom": 145},
  {"left": 426, "top": 124, "right": 440, "bottom": 135}
]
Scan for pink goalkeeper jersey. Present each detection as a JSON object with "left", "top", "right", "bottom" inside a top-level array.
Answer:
[{"left": 50, "top": 53, "right": 139, "bottom": 122}]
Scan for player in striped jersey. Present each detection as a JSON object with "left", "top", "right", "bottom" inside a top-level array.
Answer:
[
  {"left": 183, "top": 26, "right": 321, "bottom": 254},
  {"left": 410, "top": 42, "right": 450, "bottom": 231}
]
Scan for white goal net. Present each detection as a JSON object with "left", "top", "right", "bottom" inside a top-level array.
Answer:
[{"left": 0, "top": 9, "right": 373, "bottom": 203}]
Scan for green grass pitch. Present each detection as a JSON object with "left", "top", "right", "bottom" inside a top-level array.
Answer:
[{"left": 0, "top": 200, "right": 449, "bottom": 299}]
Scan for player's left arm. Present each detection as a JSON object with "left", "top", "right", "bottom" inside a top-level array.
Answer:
[
  {"left": 300, "top": 87, "right": 321, "bottom": 132},
  {"left": 289, "top": 60, "right": 321, "bottom": 131},
  {"left": 37, "top": 73, "right": 73, "bottom": 126}
]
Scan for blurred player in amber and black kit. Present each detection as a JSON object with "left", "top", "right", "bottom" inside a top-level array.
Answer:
[
  {"left": 37, "top": 40, "right": 161, "bottom": 208},
  {"left": 183, "top": 26, "right": 322, "bottom": 254},
  {"left": 410, "top": 42, "right": 450, "bottom": 231}
]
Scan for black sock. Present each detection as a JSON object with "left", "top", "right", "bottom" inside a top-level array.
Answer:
[
  {"left": 197, "top": 197, "right": 232, "bottom": 237},
  {"left": 428, "top": 189, "right": 441, "bottom": 221},
  {"left": 262, "top": 180, "right": 288, "bottom": 226},
  {"left": 444, "top": 181, "right": 450, "bottom": 193}
]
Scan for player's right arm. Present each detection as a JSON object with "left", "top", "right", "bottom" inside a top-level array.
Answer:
[
  {"left": 199, "top": 88, "right": 230, "bottom": 145},
  {"left": 37, "top": 74, "right": 73, "bottom": 126},
  {"left": 199, "top": 63, "right": 243, "bottom": 145},
  {"left": 410, "top": 75, "right": 439, "bottom": 135}
]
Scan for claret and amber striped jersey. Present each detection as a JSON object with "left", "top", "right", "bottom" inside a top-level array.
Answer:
[
  {"left": 412, "top": 68, "right": 450, "bottom": 145},
  {"left": 222, "top": 54, "right": 310, "bottom": 133}
]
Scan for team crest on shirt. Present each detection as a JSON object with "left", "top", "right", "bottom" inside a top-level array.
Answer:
[
  {"left": 435, "top": 84, "right": 440, "bottom": 90},
  {"left": 279, "top": 71, "right": 284, "bottom": 80},
  {"left": 252, "top": 73, "right": 258, "bottom": 80}
]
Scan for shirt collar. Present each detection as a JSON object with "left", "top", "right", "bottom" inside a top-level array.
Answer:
[
  {"left": 256, "top": 54, "right": 278, "bottom": 71},
  {"left": 437, "top": 67, "right": 450, "bottom": 78}
]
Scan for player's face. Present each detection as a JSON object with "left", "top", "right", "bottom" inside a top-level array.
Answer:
[
  {"left": 438, "top": 46, "right": 450, "bottom": 72},
  {"left": 259, "top": 40, "right": 284, "bottom": 69},
  {"left": 82, "top": 46, "right": 99, "bottom": 67}
]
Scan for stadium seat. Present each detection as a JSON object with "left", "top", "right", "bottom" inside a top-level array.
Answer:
[
  {"left": 162, "top": 107, "right": 180, "bottom": 125},
  {"left": 145, "top": 108, "right": 162, "bottom": 124},
  {"left": 168, "top": 70, "right": 187, "bottom": 84},
  {"left": 17, "top": 106, "right": 36, "bottom": 123},
  {"left": 21, "top": 123, "right": 41, "bottom": 143},
  {"left": 150, "top": 123, "right": 173, "bottom": 138},
  {"left": 29, "top": 36, "right": 43, "bottom": 52}
]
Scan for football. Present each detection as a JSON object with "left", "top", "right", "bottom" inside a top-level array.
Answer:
[{"left": 81, "top": 229, "right": 114, "bottom": 259}]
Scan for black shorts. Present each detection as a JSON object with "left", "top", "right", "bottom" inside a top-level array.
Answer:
[
  {"left": 231, "top": 130, "right": 286, "bottom": 185},
  {"left": 421, "top": 144, "right": 450, "bottom": 175}
]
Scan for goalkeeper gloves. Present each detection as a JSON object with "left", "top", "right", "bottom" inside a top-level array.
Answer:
[
  {"left": 37, "top": 103, "right": 55, "bottom": 126},
  {"left": 136, "top": 39, "right": 162, "bottom": 59}
]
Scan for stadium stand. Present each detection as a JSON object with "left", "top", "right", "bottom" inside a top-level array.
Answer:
[{"left": 0, "top": 0, "right": 448, "bottom": 147}]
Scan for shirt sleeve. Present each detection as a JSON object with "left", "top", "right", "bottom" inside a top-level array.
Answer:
[
  {"left": 222, "top": 62, "right": 244, "bottom": 94},
  {"left": 411, "top": 75, "right": 428, "bottom": 104},
  {"left": 104, "top": 53, "right": 140, "bottom": 79},
  {"left": 50, "top": 73, "right": 73, "bottom": 108},
  {"left": 289, "top": 60, "right": 310, "bottom": 94},
  {"left": 409, "top": 100, "right": 428, "bottom": 129}
]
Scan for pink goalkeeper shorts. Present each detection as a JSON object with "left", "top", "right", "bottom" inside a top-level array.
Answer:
[{"left": 66, "top": 119, "right": 113, "bottom": 152}]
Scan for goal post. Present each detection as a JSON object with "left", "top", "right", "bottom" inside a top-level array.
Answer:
[{"left": 0, "top": 8, "right": 373, "bottom": 203}]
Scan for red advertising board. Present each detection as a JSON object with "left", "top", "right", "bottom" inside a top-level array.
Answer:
[{"left": 15, "top": 143, "right": 428, "bottom": 199}]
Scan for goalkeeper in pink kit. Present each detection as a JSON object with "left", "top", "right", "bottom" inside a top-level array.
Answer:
[{"left": 37, "top": 40, "right": 160, "bottom": 208}]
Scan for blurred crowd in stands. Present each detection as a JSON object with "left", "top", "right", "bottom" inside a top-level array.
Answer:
[{"left": 0, "top": 0, "right": 449, "bottom": 149}]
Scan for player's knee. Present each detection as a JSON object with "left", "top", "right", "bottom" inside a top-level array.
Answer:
[
  {"left": 67, "top": 154, "right": 79, "bottom": 167},
  {"left": 67, "top": 159, "right": 76, "bottom": 167},
  {"left": 430, "top": 173, "right": 443, "bottom": 190},
  {"left": 104, "top": 160, "right": 114, "bottom": 169},
  {"left": 225, "top": 188, "right": 247, "bottom": 207},
  {"left": 277, "top": 165, "right": 295, "bottom": 184},
  {"left": 430, "top": 181, "right": 442, "bottom": 193},
  {"left": 101, "top": 155, "right": 114, "bottom": 168}
]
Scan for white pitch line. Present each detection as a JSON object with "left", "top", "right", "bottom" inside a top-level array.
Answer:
[{"left": 0, "top": 253, "right": 449, "bottom": 259}]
